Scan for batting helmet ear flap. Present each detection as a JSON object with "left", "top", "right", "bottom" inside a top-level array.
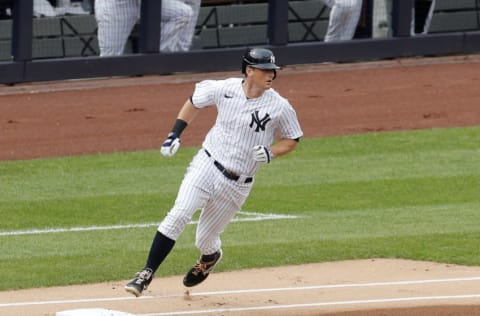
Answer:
[
  {"left": 241, "top": 47, "right": 252, "bottom": 75},
  {"left": 241, "top": 63, "right": 247, "bottom": 76}
]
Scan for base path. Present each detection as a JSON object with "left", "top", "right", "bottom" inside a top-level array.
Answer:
[{"left": 1, "top": 259, "right": 480, "bottom": 316}]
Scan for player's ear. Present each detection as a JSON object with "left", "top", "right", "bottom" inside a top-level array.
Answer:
[{"left": 245, "top": 66, "right": 255, "bottom": 76}]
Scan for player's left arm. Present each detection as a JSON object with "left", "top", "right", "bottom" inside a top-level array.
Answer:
[
  {"left": 270, "top": 138, "right": 299, "bottom": 158},
  {"left": 253, "top": 102, "right": 303, "bottom": 164},
  {"left": 252, "top": 138, "right": 299, "bottom": 164}
]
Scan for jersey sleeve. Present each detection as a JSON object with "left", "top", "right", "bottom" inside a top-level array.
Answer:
[
  {"left": 278, "top": 103, "right": 304, "bottom": 140},
  {"left": 191, "top": 80, "right": 220, "bottom": 109}
]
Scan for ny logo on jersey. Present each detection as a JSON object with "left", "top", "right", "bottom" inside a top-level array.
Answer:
[{"left": 249, "top": 110, "right": 271, "bottom": 132}]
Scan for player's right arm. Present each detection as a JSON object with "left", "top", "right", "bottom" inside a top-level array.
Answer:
[
  {"left": 161, "top": 79, "right": 220, "bottom": 157},
  {"left": 177, "top": 98, "right": 200, "bottom": 124},
  {"left": 160, "top": 98, "right": 199, "bottom": 157}
]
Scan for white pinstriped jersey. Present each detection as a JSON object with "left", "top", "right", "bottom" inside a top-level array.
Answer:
[{"left": 191, "top": 78, "right": 304, "bottom": 177}]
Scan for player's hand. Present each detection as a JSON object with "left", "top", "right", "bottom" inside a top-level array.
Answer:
[
  {"left": 160, "top": 132, "right": 181, "bottom": 157},
  {"left": 252, "top": 145, "right": 274, "bottom": 164}
]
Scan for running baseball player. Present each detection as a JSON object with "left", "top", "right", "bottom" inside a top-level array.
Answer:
[
  {"left": 124, "top": 47, "right": 304, "bottom": 296},
  {"left": 94, "top": 0, "right": 201, "bottom": 56},
  {"left": 320, "top": 0, "right": 363, "bottom": 42}
]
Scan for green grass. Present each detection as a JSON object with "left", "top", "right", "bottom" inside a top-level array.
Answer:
[{"left": 0, "top": 126, "right": 479, "bottom": 291}]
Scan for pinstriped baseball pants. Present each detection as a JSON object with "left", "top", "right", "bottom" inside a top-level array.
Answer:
[
  {"left": 158, "top": 149, "right": 253, "bottom": 255},
  {"left": 94, "top": 0, "right": 199, "bottom": 56},
  {"left": 321, "top": 0, "right": 363, "bottom": 42}
]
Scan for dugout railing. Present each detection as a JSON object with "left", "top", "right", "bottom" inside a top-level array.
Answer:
[{"left": 0, "top": 0, "right": 480, "bottom": 85}]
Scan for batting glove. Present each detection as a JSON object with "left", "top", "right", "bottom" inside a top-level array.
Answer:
[
  {"left": 252, "top": 145, "right": 274, "bottom": 164},
  {"left": 160, "top": 132, "right": 181, "bottom": 157}
]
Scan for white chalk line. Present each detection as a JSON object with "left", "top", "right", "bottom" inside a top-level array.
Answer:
[
  {"left": 138, "top": 294, "right": 480, "bottom": 316},
  {"left": 0, "top": 211, "right": 300, "bottom": 236},
  {"left": 2, "top": 276, "right": 480, "bottom": 309}
]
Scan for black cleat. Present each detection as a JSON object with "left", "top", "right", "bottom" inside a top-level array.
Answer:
[
  {"left": 125, "top": 268, "right": 153, "bottom": 297},
  {"left": 183, "top": 249, "right": 222, "bottom": 287}
]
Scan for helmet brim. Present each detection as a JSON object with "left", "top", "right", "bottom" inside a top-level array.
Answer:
[{"left": 249, "top": 63, "right": 280, "bottom": 70}]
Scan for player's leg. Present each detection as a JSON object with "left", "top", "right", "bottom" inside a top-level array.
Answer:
[
  {"left": 95, "top": 0, "right": 139, "bottom": 56},
  {"left": 322, "top": 0, "right": 362, "bottom": 42},
  {"left": 372, "top": 0, "right": 392, "bottom": 38},
  {"left": 125, "top": 150, "right": 215, "bottom": 296},
  {"left": 194, "top": 183, "right": 251, "bottom": 254},
  {"left": 183, "top": 178, "right": 253, "bottom": 287},
  {"left": 160, "top": 0, "right": 194, "bottom": 52},
  {"left": 155, "top": 150, "right": 216, "bottom": 261}
]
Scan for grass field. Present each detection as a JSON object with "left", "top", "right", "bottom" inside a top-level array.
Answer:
[{"left": 1, "top": 126, "right": 479, "bottom": 291}]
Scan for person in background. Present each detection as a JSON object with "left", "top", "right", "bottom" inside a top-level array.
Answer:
[
  {"left": 94, "top": 0, "right": 201, "bottom": 56},
  {"left": 320, "top": 0, "right": 363, "bottom": 41},
  {"left": 372, "top": 0, "right": 436, "bottom": 38},
  {"left": 411, "top": 0, "right": 436, "bottom": 35},
  {"left": 35, "top": 0, "right": 91, "bottom": 17},
  {"left": 0, "top": 0, "right": 12, "bottom": 19}
]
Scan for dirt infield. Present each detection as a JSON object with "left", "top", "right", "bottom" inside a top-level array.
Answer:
[
  {"left": 2, "top": 54, "right": 480, "bottom": 161},
  {"left": 2, "top": 259, "right": 480, "bottom": 316},
  {"left": 1, "top": 54, "right": 480, "bottom": 315}
]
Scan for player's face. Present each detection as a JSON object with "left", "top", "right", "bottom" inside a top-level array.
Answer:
[{"left": 248, "top": 67, "right": 276, "bottom": 89}]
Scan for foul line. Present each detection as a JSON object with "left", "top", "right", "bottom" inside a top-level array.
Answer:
[
  {"left": 138, "top": 294, "right": 480, "bottom": 316},
  {"left": 2, "top": 276, "right": 480, "bottom": 309},
  {"left": 0, "top": 211, "right": 300, "bottom": 236}
]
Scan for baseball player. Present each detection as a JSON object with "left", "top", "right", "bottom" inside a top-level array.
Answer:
[
  {"left": 94, "top": 0, "right": 201, "bottom": 56},
  {"left": 124, "top": 47, "right": 304, "bottom": 296},
  {"left": 321, "top": 0, "right": 363, "bottom": 42}
]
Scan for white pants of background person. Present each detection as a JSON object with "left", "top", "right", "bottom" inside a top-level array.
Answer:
[
  {"left": 410, "top": 0, "right": 436, "bottom": 35},
  {"left": 372, "top": 0, "right": 436, "bottom": 38},
  {"left": 95, "top": 0, "right": 201, "bottom": 56},
  {"left": 320, "top": 0, "right": 363, "bottom": 42},
  {"left": 179, "top": 0, "right": 201, "bottom": 50},
  {"left": 33, "top": 0, "right": 57, "bottom": 17},
  {"left": 372, "top": 0, "right": 391, "bottom": 37}
]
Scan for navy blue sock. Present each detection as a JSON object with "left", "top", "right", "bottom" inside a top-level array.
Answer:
[{"left": 145, "top": 231, "right": 175, "bottom": 274}]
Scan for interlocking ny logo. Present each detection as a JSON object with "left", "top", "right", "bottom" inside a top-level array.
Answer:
[{"left": 249, "top": 110, "right": 271, "bottom": 132}]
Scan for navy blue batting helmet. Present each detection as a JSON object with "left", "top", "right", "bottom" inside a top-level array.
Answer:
[{"left": 241, "top": 47, "right": 280, "bottom": 75}]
